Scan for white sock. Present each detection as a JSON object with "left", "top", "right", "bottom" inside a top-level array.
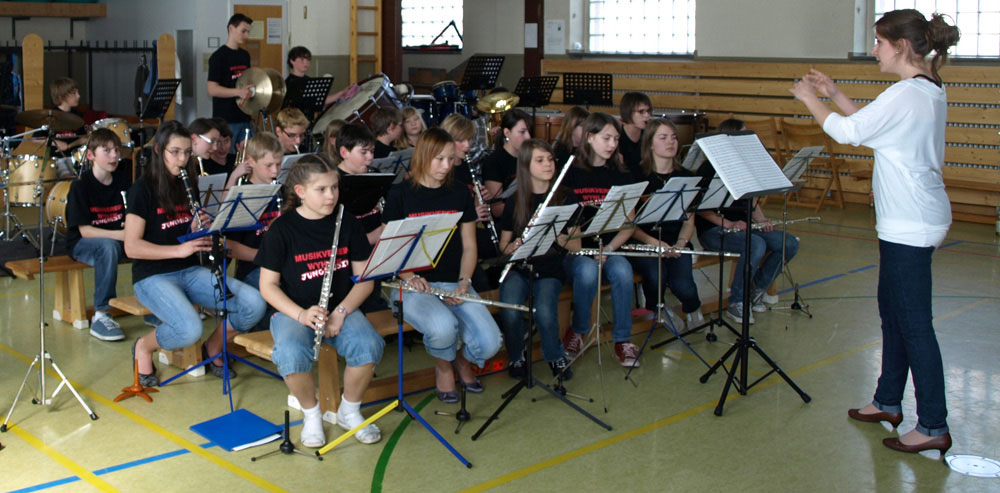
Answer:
[
  {"left": 93, "top": 310, "right": 107, "bottom": 320},
  {"left": 338, "top": 395, "right": 361, "bottom": 416},
  {"left": 300, "top": 404, "right": 325, "bottom": 447}
]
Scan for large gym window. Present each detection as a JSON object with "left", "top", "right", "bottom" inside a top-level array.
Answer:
[
  {"left": 401, "top": 0, "right": 464, "bottom": 50},
  {"left": 874, "top": 0, "right": 999, "bottom": 57},
  {"left": 587, "top": 0, "right": 696, "bottom": 54}
]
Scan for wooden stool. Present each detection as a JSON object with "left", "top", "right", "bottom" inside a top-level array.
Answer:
[{"left": 109, "top": 296, "right": 203, "bottom": 376}]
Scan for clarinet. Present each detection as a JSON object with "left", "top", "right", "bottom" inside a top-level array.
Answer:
[
  {"left": 313, "top": 205, "right": 345, "bottom": 361},
  {"left": 467, "top": 158, "right": 500, "bottom": 253},
  {"left": 178, "top": 168, "right": 231, "bottom": 298},
  {"left": 272, "top": 179, "right": 283, "bottom": 213}
]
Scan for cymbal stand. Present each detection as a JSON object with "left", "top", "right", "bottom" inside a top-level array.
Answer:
[
  {"left": 768, "top": 190, "right": 812, "bottom": 317},
  {"left": 2, "top": 179, "right": 98, "bottom": 433}
]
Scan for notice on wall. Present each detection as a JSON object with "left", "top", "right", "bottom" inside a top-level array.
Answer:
[
  {"left": 248, "top": 22, "right": 265, "bottom": 40},
  {"left": 544, "top": 19, "right": 565, "bottom": 55},
  {"left": 267, "top": 18, "right": 282, "bottom": 45},
  {"left": 525, "top": 23, "right": 538, "bottom": 49}
]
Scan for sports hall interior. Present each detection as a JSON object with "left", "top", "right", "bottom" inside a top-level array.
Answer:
[{"left": 0, "top": 0, "right": 998, "bottom": 491}]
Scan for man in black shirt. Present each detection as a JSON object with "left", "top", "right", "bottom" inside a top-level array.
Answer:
[
  {"left": 207, "top": 13, "right": 254, "bottom": 152},
  {"left": 283, "top": 46, "right": 355, "bottom": 122},
  {"left": 619, "top": 92, "right": 652, "bottom": 179}
]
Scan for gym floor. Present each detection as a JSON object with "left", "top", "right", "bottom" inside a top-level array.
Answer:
[{"left": 1, "top": 203, "right": 998, "bottom": 492}]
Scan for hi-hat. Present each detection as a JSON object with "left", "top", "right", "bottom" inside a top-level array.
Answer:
[
  {"left": 476, "top": 92, "right": 519, "bottom": 114},
  {"left": 236, "top": 67, "right": 286, "bottom": 115},
  {"left": 15, "top": 109, "right": 83, "bottom": 132}
]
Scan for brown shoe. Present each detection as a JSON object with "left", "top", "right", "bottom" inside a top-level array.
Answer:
[
  {"left": 848, "top": 408, "right": 903, "bottom": 428},
  {"left": 882, "top": 433, "right": 951, "bottom": 456}
]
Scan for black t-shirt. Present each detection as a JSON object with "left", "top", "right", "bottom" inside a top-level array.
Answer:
[
  {"left": 229, "top": 187, "right": 283, "bottom": 281},
  {"left": 65, "top": 169, "right": 128, "bottom": 254},
  {"left": 481, "top": 148, "right": 518, "bottom": 191},
  {"left": 203, "top": 154, "right": 236, "bottom": 176},
  {"left": 127, "top": 178, "right": 200, "bottom": 283},
  {"left": 283, "top": 74, "right": 318, "bottom": 121},
  {"left": 553, "top": 143, "right": 574, "bottom": 170},
  {"left": 336, "top": 167, "right": 383, "bottom": 235},
  {"left": 451, "top": 159, "right": 475, "bottom": 191},
  {"left": 374, "top": 140, "right": 395, "bottom": 159},
  {"left": 632, "top": 167, "right": 695, "bottom": 245},
  {"left": 381, "top": 180, "right": 477, "bottom": 282},
  {"left": 693, "top": 162, "right": 750, "bottom": 238},
  {"left": 618, "top": 131, "right": 643, "bottom": 179},
  {"left": 500, "top": 192, "right": 566, "bottom": 282},
  {"left": 52, "top": 108, "right": 86, "bottom": 156},
  {"left": 208, "top": 45, "right": 251, "bottom": 124},
  {"left": 561, "top": 164, "right": 635, "bottom": 248},
  {"left": 255, "top": 209, "right": 371, "bottom": 311}
]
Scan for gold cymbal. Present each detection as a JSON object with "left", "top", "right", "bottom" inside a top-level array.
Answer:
[
  {"left": 236, "top": 67, "right": 286, "bottom": 115},
  {"left": 475, "top": 92, "right": 519, "bottom": 114},
  {"left": 15, "top": 109, "right": 84, "bottom": 132}
]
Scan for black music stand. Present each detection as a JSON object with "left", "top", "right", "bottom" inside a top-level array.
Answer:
[
  {"left": 135, "top": 78, "right": 181, "bottom": 177},
  {"left": 514, "top": 75, "right": 560, "bottom": 135},
  {"left": 562, "top": 72, "right": 613, "bottom": 109},
  {"left": 299, "top": 77, "right": 334, "bottom": 114},
  {"left": 459, "top": 55, "right": 505, "bottom": 93}
]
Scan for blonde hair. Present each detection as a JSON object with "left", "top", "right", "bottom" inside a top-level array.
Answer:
[
  {"left": 321, "top": 119, "right": 347, "bottom": 164},
  {"left": 275, "top": 107, "right": 309, "bottom": 130},
  {"left": 440, "top": 113, "right": 475, "bottom": 142},
  {"left": 394, "top": 106, "right": 426, "bottom": 148},
  {"left": 409, "top": 128, "right": 454, "bottom": 186},
  {"left": 246, "top": 132, "right": 283, "bottom": 161}
]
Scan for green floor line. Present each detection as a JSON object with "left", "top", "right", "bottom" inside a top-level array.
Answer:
[{"left": 370, "top": 393, "right": 436, "bottom": 493}]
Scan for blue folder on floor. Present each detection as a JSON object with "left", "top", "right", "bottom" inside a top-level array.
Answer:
[{"left": 190, "top": 409, "right": 281, "bottom": 451}]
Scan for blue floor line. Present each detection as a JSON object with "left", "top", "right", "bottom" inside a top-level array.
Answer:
[
  {"left": 848, "top": 264, "right": 877, "bottom": 274},
  {"left": 938, "top": 240, "right": 963, "bottom": 249}
]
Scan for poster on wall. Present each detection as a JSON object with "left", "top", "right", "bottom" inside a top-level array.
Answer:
[
  {"left": 267, "top": 18, "right": 282, "bottom": 45},
  {"left": 544, "top": 20, "right": 565, "bottom": 55}
]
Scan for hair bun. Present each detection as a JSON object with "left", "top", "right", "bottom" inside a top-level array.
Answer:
[{"left": 928, "top": 13, "right": 961, "bottom": 51}]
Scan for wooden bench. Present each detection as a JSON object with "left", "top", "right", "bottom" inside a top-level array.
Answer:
[
  {"left": 5, "top": 256, "right": 121, "bottom": 329},
  {"left": 109, "top": 295, "right": 204, "bottom": 376}
]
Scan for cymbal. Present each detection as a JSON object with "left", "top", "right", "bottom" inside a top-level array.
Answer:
[
  {"left": 476, "top": 92, "right": 519, "bottom": 114},
  {"left": 236, "top": 67, "right": 286, "bottom": 116},
  {"left": 15, "top": 109, "right": 83, "bottom": 132}
]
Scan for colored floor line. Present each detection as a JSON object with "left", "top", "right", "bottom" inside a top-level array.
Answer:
[
  {"left": 370, "top": 393, "right": 436, "bottom": 493},
  {"left": 938, "top": 240, "right": 963, "bottom": 249},
  {"left": 5, "top": 425, "right": 117, "bottom": 492},
  {"left": 461, "top": 339, "right": 882, "bottom": 492},
  {"left": 0, "top": 342, "right": 287, "bottom": 493},
  {"left": 790, "top": 227, "right": 1000, "bottom": 259}
]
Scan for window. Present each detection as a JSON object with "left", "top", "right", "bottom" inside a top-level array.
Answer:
[
  {"left": 401, "top": 0, "right": 463, "bottom": 50},
  {"left": 588, "top": 0, "right": 695, "bottom": 54},
  {"left": 874, "top": 1, "right": 999, "bottom": 57}
]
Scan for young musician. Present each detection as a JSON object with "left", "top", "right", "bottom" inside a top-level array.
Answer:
[
  {"left": 207, "top": 14, "right": 254, "bottom": 150},
  {"left": 188, "top": 118, "right": 223, "bottom": 175},
  {"left": 283, "top": 46, "right": 355, "bottom": 121},
  {"left": 257, "top": 154, "right": 385, "bottom": 447},
  {"left": 371, "top": 107, "right": 403, "bottom": 158},
  {"left": 561, "top": 112, "right": 640, "bottom": 367},
  {"left": 498, "top": 139, "right": 572, "bottom": 379},
  {"left": 207, "top": 117, "right": 237, "bottom": 175},
  {"left": 393, "top": 106, "right": 425, "bottom": 149},
  {"left": 790, "top": 9, "right": 959, "bottom": 455},
  {"left": 66, "top": 128, "right": 129, "bottom": 341},
  {"left": 48, "top": 77, "right": 87, "bottom": 177},
  {"left": 482, "top": 108, "right": 531, "bottom": 218},
  {"left": 275, "top": 107, "right": 310, "bottom": 154},
  {"left": 618, "top": 92, "right": 652, "bottom": 178},
  {"left": 381, "top": 128, "right": 502, "bottom": 403},
  {"left": 628, "top": 119, "right": 702, "bottom": 326},
  {"left": 694, "top": 118, "right": 799, "bottom": 324},
  {"left": 552, "top": 106, "right": 589, "bottom": 168},
  {"left": 334, "top": 123, "right": 382, "bottom": 245},
  {"left": 320, "top": 119, "right": 348, "bottom": 164},
  {"left": 440, "top": 114, "right": 497, "bottom": 260},
  {"left": 125, "top": 121, "right": 266, "bottom": 386}
]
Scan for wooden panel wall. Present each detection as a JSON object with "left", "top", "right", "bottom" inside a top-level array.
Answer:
[
  {"left": 541, "top": 58, "right": 1000, "bottom": 223},
  {"left": 21, "top": 34, "right": 44, "bottom": 111}
]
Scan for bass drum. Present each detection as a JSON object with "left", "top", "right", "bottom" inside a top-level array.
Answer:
[
  {"left": 313, "top": 74, "right": 401, "bottom": 135},
  {"left": 6, "top": 155, "right": 57, "bottom": 206},
  {"left": 45, "top": 180, "right": 73, "bottom": 231},
  {"left": 662, "top": 112, "right": 708, "bottom": 149},
  {"left": 91, "top": 118, "right": 133, "bottom": 149}
]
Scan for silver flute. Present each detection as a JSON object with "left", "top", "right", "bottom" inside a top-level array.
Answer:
[
  {"left": 617, "top": 244, "right": 741, "bottom": 257},
  {"left": 467, "top": 158, "right": 500, "bottom": 251},
  {"left": 382, "top": 280, "right": 533, "bottom": 313},
  {"left": 497, "top": 156, "right": 575, "bottom": 283},
  {"left": 722, "top": 216, "right": 820, "bottom": 234},
  {"left": 120, "top": 191, "right": 128, "bottom": 228},
  {"left": 313, "top": 205, "right": 345, "bottom": 361},
  {"left": 272, "top": 179, "right": 283, "bottom": 212}
]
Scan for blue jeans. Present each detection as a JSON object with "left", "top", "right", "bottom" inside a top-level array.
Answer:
[
  {"left": 563, "top": 254, "right": 634, "bottom": 343},
  {"left": 241, "top": 266, "right": 260, "bottom": 289},
  {"left": 133, "top": 266, "right": 266, "bottom": 350},
  {"left": 873, "top": 240, "right": 948, "bottom": 436},
  {"left": 389, "top": 282, "right": 502, "bottom": 367},
  {"left": 71, "top": 237, "right": 123, "bottom": 311},
  {"left": 499, "top": 270, "right": 564, "bottom": 362},
  {"left": 228, "top": 122, "right": 254, "bottom": 153},
  {"left": 269, "top": 310, "right": 384, "bottom": 377},
  {"left": 629, "top": 254, "right": 701, "bottom": 314},
  {"left": 699, "top": 227, "right": 798, "bottom": 303}
]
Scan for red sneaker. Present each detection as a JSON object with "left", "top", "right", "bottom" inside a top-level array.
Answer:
[
  {"left": 615, "top": 342, "right": 640, "bottom": 367},
  {"left": 563, "top": 331, "right": 584, "bottom": 358}
]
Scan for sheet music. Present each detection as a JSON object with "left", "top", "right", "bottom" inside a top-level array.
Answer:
[
  {"left": 209, "top": 184, "right": 282, "bottom": 232},
  {"left": 198, "top": 173, "right": 228, "bottom": 216},
  {"left": 680, "top": 143, "right": 706, "bottom": 172},
  {"left": 360, "top": 212, "right": 462, "bottom": 280},
  {"left": 696, "top": 133, "right": 792, "bottom": 199},
  {"left": 277, "top": 153, "right": 307, "bottom": 184},
  {"left": 581, "top": 182, "right": 647, "bottom": 235},
  {"left": 510, "top": 204, "right": 578, "bottom": 261},
  {"left": 370, "top": 148, "right": 413, "bottom": 177},
  {"left": 697, "top": 177, "right": 735, "bottom": 210},
  {"left": 782, "top": 146, "right": 823, "bottom": 181},
  {"left": 635, "top": 177, "right": 702, "bottom": 225}
]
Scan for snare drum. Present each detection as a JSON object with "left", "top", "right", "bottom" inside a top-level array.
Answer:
[
  {"left": 432, "top": 80, "right": 459, "bottom": 102},
  {"left": 410, "top": 95, "right": 438, "bottom": 128},
  {"left": 313, "top": 74, "right": 401, "bottom": 134},
  {"left": 91, "top": 118, "right": 133, "bottom": 148},
  {"left": 6, "top": 155, "right": 57, "bottom": 206},
  {"left": 45, "top": 180, "right": 73, "bottom": 230},
  {"left": 533, "top": 112, "right": 565, "bottom": 143}
]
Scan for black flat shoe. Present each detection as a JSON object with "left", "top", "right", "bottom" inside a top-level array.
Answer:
[
  {"left": 201, "top": 343, "right": 236, "bottom": 379},
  {"left": 461, "top": 378, "right": 484, "bottom": 393}
]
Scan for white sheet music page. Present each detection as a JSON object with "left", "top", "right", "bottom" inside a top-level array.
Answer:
[
  {"left": 510, "top": 204, "right": 578, "bottom": 261},
  {"left": 697, "top": 177, "right": 735, "bottom": 210},
  {"left": 581, "top": 182, "right": 647, "bottom": 235},
  {"left": 697, "top": 134, "right": 792, "bottom": 199},
  {"left": 210, "top": 184, "right": 281, "bottom": 232},
  {"left": 680, "top": 143, "right": 706, "bottom": 172},
  {"left": 782, "top": 145, "right": 823, "bottom": 181},
  {"left": 635, "top": 177, "right": 702, "bottom": 225}
]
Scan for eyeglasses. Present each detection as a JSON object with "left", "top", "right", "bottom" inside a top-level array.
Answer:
[
  {"left": 197, "top": 134, "right": 221, "bottom": 147},
  {"left": 283, "top": 131, "right": 307, "bottom": 140},
  {"left": 165, "top": 148, "right": 192, "bottom": 157}
]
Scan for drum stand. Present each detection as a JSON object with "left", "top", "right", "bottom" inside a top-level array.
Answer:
[{"left": 2, "top": 181, "right": 98, "bottom": 433}]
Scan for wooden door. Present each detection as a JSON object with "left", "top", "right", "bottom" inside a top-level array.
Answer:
[{"left": 233, "top": 4, "right": 284, "bottom": 73}]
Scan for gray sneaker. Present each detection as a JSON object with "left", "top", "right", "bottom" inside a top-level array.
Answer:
[
  {"left": 90, "top": 312, "right": 125, "bottom": 341},
  {"left": 750, "top": 288, "right": 767, "bottom": 313},
  {"left": 726, "top": 302, "right": 755, "bottom": 325}
]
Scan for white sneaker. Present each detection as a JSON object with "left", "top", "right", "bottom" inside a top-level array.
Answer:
[
  {"left": 685, "top": 310, "right": 704, "bottom": 330},
  {"left": 336, "top": 407, "right": 381, "bottom": 444},
  {"left": 762, "top": 293, "right": 780, "bottom": 304},
  {"left": 300, "top": 411, "right": 326, "bottom": 448}
]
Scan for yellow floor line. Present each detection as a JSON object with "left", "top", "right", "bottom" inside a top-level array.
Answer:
[
  {"left": 462, "top": 339, "right": 880, "bottom": 492},
  {"left": 0, "top": 342, "right": 287, "bottom": 493},
  {"left": 7, "top": 425, "right": 118, "bottom": 492}
]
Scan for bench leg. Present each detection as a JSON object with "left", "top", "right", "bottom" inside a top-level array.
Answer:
[
  {"left": 68, "top": 269, "right": 89, "bottom": 329},
  {"left": 52, "top": 271, "right": 70, "bottom": 325},
  {"left": 318, "top": 344, "right": 341, "bottom": 416},
  {"left": 158, "top": 343, "right": 205, "bottom": 377}
]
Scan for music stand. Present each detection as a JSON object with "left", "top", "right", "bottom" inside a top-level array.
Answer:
[
  {"left": 299, "top": 77, "right": 334, "bottom": 117},
  {"left": 369, "top": 149, "right": 413, "bottom": 183},
  {"left": 136, "top": 78, "right": 181, "bottom": 178},
  {"left": 459, "top": 55, "right": 505, "bottom": 93},
  {"left": 314, "top": 213, "right": 471, "bottom": 467},
  {"left": 689, "top": 132, "right": 811, "bottom": 415},
  {"left": 339, "top": 173, "right": 395, "bottom": 217},
  {"left": 625, "top": 177, "right": 711, "bottom": 382},
  {"left": 562, "top": 72, "right": 613, "bottom": 109}
]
